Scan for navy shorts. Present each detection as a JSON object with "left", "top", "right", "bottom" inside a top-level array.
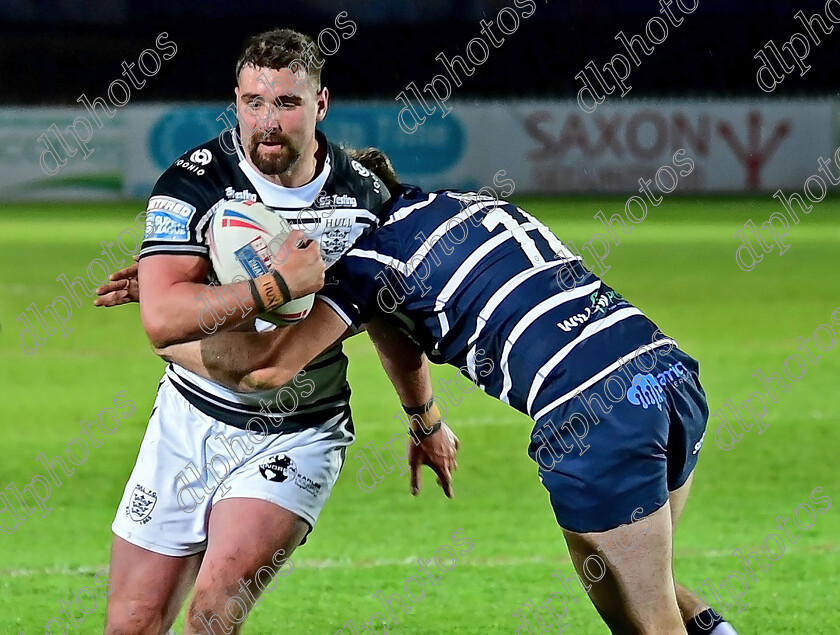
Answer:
[{"left": 528, "top": 347, "right": 709, "bottom": 533}]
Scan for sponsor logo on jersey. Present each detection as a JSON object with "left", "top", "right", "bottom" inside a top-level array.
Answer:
[
  {"left": 557, "top": 290, "right": 623, "bottom": 332},
  {"left": 316, "top": 193, "right": 358, "bottom": 208},
  {"left": 175, "top": 157, "right": 206, "bottom": 175},
  {"left": 126, "top": 484, "right": 157, "bottom": 524},
  {"left": 147, "top": 195, "right": 196, "bottom": 217},
  {"left": 224, "top": 186, "right": 258, "bottom": 202},
  {"left": 144, "top": 196, "right": 196, "bottom": 242},
  {"left": 190, "top": 148, "right": 213, "bottom": 165},
  {"left": 350, "top": 159, "right": 381, "bottom": 192},
  {"left": 350, "top": 159, "right": 371, "bottom": 177},
  {"left": 626, "top": 361, "right": 689, "bottom": 411}
]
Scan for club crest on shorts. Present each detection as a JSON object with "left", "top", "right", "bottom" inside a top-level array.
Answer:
[
  {"left": 126, "top": 484, "right": 158, "bottom": 524},
  {"left": 259, "top": 454, "right": 297, "bottom": 483}
]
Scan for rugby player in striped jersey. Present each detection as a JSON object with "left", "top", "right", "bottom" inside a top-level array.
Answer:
[{"left": 93, "top": 29, "right": 456, "bottom": 635}]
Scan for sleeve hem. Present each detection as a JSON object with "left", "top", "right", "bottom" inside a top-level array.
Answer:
[
  {"left": 139, "top": 245, "right": 210, "bottom": 259},
  {"left": 317, "top": 295, "right": 358, "bottom": 328}
]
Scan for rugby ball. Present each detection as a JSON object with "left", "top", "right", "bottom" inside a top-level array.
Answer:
[{"left": 207, "top": 200, "right": 314, "bottom": 325}]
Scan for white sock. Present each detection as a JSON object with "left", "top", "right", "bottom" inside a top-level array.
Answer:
[{"left": 710, "top": 623, "right": 739, "bottom": 634}]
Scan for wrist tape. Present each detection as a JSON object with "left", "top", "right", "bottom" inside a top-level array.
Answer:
[
  {"left": 404, "top": 398, "right": 442, "bottom": 439},
  {"left": 248, "top": 270, "right": 291, "bottom": 313}
]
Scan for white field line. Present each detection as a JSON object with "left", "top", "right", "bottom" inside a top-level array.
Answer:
[{"left": 3, "top": 544, "right": 837, "bottom": 578}]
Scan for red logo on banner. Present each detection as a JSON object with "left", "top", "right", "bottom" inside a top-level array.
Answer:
[{"left": 717, "top": 111, "right": 791, "bottom": 190}]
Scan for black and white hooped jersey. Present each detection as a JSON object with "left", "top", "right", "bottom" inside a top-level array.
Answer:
[
  {"left": 319, "top": 186, "right": 678, "bottom": 423},
  {"left": 139, "top": 128, "right": 390, "bottom": 427}
]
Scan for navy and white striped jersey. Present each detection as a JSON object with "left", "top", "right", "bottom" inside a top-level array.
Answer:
[{"left": 319, "top": 186, "right": 677, "bottom": 422}]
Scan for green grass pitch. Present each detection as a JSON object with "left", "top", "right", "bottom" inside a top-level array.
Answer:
[{"left": 1, "top": 196, "right": 839, "bottom": 633}]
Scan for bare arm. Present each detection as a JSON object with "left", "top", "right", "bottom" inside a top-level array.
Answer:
[
  {"left": 154, "top": 324, "right": 277, "bottom": 388},
  {"left": 365, "top": 318, "right": 431, "bottom": 407},
  {"left": 366, "top": 318, "right": 460, "bottom": 497},
  {"left": 156, "top": 298, "right": 350, "bottom": 391},
  {"left": 137, "top": 232, "right": 324, "bottom": 348}
]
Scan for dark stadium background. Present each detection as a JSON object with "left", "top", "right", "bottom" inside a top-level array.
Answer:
[{"left": 2, "top": 0, "right": 838, "bottom": 105}]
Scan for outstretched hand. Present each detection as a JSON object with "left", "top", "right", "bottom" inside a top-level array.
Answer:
[
  {"left": 94, "top": 258, "right": 139, "bottom": 306},
  {"left": 409, "top": 423, "right": 460, "bottom": 498}
]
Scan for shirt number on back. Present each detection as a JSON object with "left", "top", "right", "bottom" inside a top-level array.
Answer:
[
  {"left": 481, "top": 207, "right": 575, "bottom": 266},
  {"left": 482, "top": 208, "right": 544, "bottom": 265}
]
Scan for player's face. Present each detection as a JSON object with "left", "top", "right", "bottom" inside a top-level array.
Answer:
[{"left": 236, "top": 65, "right": 328, "bottom": 181}]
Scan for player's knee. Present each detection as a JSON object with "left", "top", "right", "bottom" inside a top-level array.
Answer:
[
  {"left": 105, "top": 595, "right": 167, "bottom": 635},
  {"left": 189, "top": 580, "right": 254, "bottom": 635}
]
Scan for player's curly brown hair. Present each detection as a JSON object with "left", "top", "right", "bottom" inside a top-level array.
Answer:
[
  {"left": 235, "top": 29, "right": 324, "bottom": 88},
  {"left": 347, "top": 147, "right": 400, "bottom": 191}
]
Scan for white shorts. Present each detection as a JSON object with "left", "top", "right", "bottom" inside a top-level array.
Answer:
[{"left": 112, "top": 377, "right": 354, "bottom": 556}]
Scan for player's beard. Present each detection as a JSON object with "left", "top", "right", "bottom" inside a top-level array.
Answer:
[{"left": 247, "top": 130, "right": 301, "bottom": 176}]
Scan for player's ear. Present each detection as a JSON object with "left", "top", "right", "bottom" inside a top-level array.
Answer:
[{"left": 316, "top": 86, "right": 329, "bottom": 122}]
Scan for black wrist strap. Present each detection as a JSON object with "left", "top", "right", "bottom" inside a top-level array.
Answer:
[
  {"left": 409, "top": 420, "right": 442, "bottom": 440},
  {"left": 403, "top": 397, "right": 434, "bottom": 417},
  {"left": 271, "top": 269, "right": 291, "bottom": 306},
  {"left": 404, "top": 398, "right": 441, "bottom": 440}
]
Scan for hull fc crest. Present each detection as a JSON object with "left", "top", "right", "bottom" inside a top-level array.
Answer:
[
  {"left": 127, "top": 485, "right": 158, "bottom": 524},
  {"left": 321, "top": 225, "right": 352, "bottom": 260}
]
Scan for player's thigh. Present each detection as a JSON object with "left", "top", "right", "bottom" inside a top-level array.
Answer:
[
  {"left": 533, "top": 384, "right": 672, "bottom": 535},
  {"left": 106, "top": 535, "right": 202, "bottom": 627},
  {"left": 561, "top": 503, "right": 685, "bottom": 635},
  {"left": 191, "top": 410, "right": 354, "bottom": 607},
  {"left": 668, "top": 470, "right": 695, "bottom": 531},
  {"left": 191, "top": 498, "right": 307, "bottom": 609}
]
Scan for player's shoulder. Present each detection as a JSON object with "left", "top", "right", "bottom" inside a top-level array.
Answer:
[
  {"left": 151, "top": 130, "right": 245, "bottom": 203},
  {"left": 343, "top": 184, "right": 429, "bottom": 254},
  {"left": 434, "top": 189, "right": 507, "bottom": 210},
  {"left": 380, "top": 185, "right": 463, "bottom": 225},
  {"left": 322, "top": 133, "right": 390, "bottom": 216},
  {"left": 143, "top": 131, "right": 249, "bottom": 256}
]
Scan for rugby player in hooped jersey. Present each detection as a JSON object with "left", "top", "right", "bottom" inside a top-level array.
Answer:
[
  {"left": 98, "top": 31, "right": 457, "bottom": 635},
  {"left": 142, "top": 150, "right": 740, "bottom": 635}
]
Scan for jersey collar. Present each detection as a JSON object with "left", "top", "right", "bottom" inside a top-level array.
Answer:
[{"left": 233, "top": 127, "right": 332, "bottom": 208}]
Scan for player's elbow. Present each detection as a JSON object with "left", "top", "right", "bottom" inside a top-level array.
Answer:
[
  {"left": 242, "top": 367, "right": 294, "bottom": 391},
  {"left": 144, "top": 324, "right": 169, "bottom": 349},
  {"left": 141, "top": 308, "right": 182, "bottom": 349}
]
